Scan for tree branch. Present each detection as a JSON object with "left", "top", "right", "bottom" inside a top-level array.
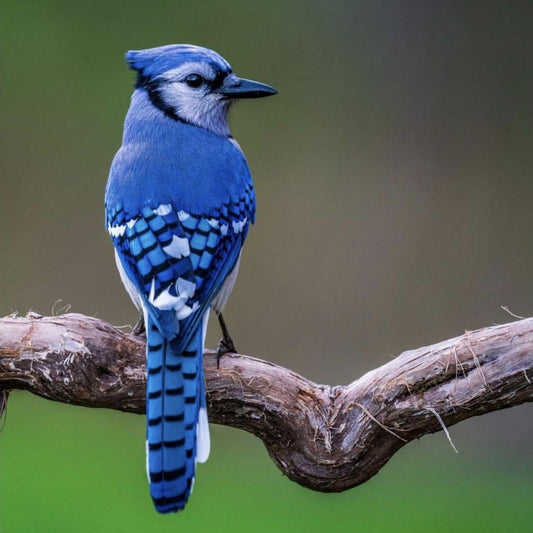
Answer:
[{"left": 1, "top": 312, "right": 532, "bottom": 492}]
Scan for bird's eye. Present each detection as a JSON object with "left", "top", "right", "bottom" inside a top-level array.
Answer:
[{"left": 184, "top": 74, "right": 204, "bottom": 88}]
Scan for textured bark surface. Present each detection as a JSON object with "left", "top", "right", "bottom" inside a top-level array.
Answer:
[{"left": 1, "top": 312, "right": 532, "bottom": 492}]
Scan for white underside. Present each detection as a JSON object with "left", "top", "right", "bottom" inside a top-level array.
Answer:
[
  {"left": 211, "top": 253, "right": 241, "bottom": 313},
  {"left": 115, "top": 250, "right": 144, "bottom": 314}
]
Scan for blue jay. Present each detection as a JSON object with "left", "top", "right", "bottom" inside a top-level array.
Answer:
[{"left": 105, "top": 44, "right": 276, "bottom": 513}]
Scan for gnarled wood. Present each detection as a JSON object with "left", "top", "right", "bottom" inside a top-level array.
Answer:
[{"left": 0, "top": 312, "right": 532, "bottom": 492}]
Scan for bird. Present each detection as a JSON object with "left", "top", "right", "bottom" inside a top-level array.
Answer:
[{"left": 105, "top": 44, "right": 276, "bottom": 513}]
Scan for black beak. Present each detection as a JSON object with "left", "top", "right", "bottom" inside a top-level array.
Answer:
[{"left": 215, "top": 77, "right": 277, "bottom": 99}]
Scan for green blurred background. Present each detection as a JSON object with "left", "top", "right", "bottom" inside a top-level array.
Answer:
[{"left": 1, "top": 1, "right": 532, "bottom": 531}]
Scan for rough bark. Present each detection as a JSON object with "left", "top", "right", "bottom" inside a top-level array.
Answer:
[{"left": 0, "top": 312, "right": 532, "bottom": 492}]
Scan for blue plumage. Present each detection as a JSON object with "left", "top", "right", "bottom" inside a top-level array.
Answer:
[{"left": 105, "top": 44, "right": 276, "bottom": 513}]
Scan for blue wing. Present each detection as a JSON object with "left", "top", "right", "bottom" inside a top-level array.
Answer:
[{"left": 106, "top": 178, "right": 255, "bottom": 346}]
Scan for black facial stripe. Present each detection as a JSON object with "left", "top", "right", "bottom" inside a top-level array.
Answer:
[
  {"left": 134, "top": 73, "right": 184, "bottom": 123},
  {"left": 134, "top": 72, "right": 149, "bottom": 90},
  {"left": 134, "top": 66, "right": 232, "bottom": 125},
  {"left": 148, "top": 85, "right": 182, "bottom": 122}
]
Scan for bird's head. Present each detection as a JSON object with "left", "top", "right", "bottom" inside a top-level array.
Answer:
[{"left": 126, "top": 44, "right": 277, "bottom": 137}]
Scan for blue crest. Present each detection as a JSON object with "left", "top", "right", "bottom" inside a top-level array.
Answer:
[{"left": 125, "top": 44, "right": 232, "bottom": 79}]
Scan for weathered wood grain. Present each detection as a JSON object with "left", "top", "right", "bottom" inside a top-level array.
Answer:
[{"left": 1, "top": 312, "right": 531, "bottom": 492}]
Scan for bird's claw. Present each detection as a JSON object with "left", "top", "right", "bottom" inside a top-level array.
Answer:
[{"left": 216, "top": 335, "right": 236, "bottom": 368}]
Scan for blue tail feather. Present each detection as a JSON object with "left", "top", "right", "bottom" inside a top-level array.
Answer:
[{"left": 146, "top": 315, "right": 205, "bottom": 513}]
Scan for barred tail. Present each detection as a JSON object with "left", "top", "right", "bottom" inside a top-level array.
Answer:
[{"left": 145, "top": 315, "right": 210, "bottom": 513}]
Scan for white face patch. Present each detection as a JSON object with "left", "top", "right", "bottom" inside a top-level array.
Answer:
[{"left": 156, "top": 62, "right": 233, "bottom": 136}]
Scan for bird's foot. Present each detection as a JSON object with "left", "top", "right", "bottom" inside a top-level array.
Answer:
[
  {"left": 216, "top": 311, "right": 237, "bottom": 368},
  {"left": 133, "top": 315, "right": 146, "bottom": 337},
  {"left": 216, "top": 335, "right": 236, "bottom": 368}
]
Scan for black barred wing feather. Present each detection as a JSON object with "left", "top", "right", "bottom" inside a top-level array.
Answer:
[{"left": 106, "top": 195, "right": 253, "bottom": 344}]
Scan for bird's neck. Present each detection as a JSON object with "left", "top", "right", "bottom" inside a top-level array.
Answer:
[
  {"left": 123, "top": 89, "right": 231, "bottom": 142},
  {"left": 122, "top": 90, "right": 181, "bottom": 144}
]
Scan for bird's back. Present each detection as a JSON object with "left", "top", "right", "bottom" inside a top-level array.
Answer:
[{"left": 106, "top": 90, "right": 255, "bottom": 220}]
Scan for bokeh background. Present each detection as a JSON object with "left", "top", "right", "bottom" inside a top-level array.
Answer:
[{"left": 1, "top": 1, "right": 532, "bottom": 531}]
